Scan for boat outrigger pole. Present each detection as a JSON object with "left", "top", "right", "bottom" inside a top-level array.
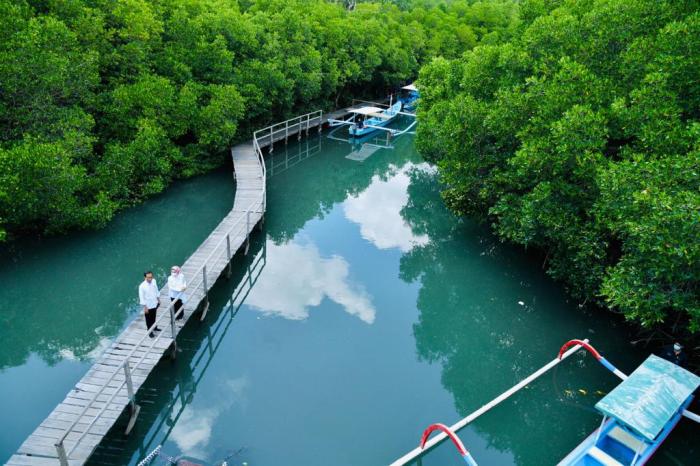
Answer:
[{"left": 388, "top": 339, "right": 591, "bottom": 466}]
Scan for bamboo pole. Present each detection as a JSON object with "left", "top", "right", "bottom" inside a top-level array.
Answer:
[{"left": 388, "top": 339, "right": 589, "bottom": 466}]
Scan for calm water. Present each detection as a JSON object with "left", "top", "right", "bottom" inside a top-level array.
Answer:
[{"left": 1, "top": 127, "right": 697, "bottom": 465}]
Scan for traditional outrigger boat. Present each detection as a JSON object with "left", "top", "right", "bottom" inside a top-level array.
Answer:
[
  {"left": 558, "top": 353, "right": 699, "bottom": 465},
  {"left": 328, "top": 96, "right": 415, "bottom": 138},
  {"left": 400, "top": 84, "right": 419, "bottom": 112},
  {"left": 390, "top": 339, "right": 700, "bottom": 466}
]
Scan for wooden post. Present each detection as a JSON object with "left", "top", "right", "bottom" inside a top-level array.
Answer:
[
  {"left": 226, "top": 234, "right": 232, "bottom": 279},
  {"left": 169, "top": 306, "right": 177, "bottom": 359},
  {"left": 285, "top": 120, "right": 288, "bottom": 144},
  {"left": 245, "top": 211, "right": 251, "bottom": 255},
  {"left": 123, "top": 361, "right": 141, "bottom": 434},
  {"left": 55, "top": 441, "right": 69, "bottom": 466},
  {"left": 306, "top": 114, "right": 310, "bottom": 136},
  {"left": 200, "top": 266, "right": 209, "bottom": 321}
]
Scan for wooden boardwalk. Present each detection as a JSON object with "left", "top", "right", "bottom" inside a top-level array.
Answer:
[{"left": 6, "top": 110, "right": 337, "bottom": 466}]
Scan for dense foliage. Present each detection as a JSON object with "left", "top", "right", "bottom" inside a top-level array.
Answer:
[
  {"left": 0, "top": 0, "right": 519, "bottom": 241},
  {"left": 417, "top": 0, "right": 700, "bottom": 332}
]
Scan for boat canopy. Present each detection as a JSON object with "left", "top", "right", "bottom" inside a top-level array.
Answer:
[
  {"left": 350, "top": 106, "right": 391, "bottom": 119},
  {"left": 595, "top": 354, "right": 700, "bottom": 442},
  {"left": 402, "top": 84, "right": 418, "bottom": 91}
]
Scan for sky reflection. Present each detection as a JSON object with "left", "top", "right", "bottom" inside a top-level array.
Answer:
[
  {"left": 344, "top": 163, "right": 429, "bottom": 252},
  {"left": 244, "top": 240, "right": 375, "bottom": 324},
  {"left": 170, "top": 375, "right": 250, "bottom": 459}
]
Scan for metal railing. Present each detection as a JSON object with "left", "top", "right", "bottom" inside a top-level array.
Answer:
[
  {"left": 54, "top": 135, "right": 269, "bottom": 466},
  {"left": 253, "top": 110, "right": 323, "bottom": 155}
]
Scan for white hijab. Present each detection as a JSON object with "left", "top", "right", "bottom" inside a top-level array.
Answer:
[{"left": 168, "top": 266, "right": 186, "bottom": 292}]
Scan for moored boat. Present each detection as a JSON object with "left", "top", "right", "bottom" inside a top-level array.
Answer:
[
  {"left": 391, "top": 340, "right": 700, "bottom": 466},
  {"left": 558, "top": 354, "right": 699, "bottom": 466},
  {"left": 348, "top": 100, "right": 403, "bottom": 137}
]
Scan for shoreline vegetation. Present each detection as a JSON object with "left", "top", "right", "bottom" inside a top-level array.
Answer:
[
  {"left": 0, "top": 0, "right": 517, "bottom": 242},
  {"left": 416, "top": 0, "right": 700, "bottom": 343},
  {"left": 1, "top": 1, "right": 698, "bottom": 344}
]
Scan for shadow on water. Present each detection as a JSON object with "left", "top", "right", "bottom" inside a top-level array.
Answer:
[{"left": 88, "top": 235, "right": 266, "bottom": 466}]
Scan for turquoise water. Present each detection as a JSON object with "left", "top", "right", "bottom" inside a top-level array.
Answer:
[{"left": 1, "top": 128, "right": 697, "bottom": 465}]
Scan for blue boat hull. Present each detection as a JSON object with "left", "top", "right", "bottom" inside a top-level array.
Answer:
[
  {"left": 349, "top": 101, "right": 402, "bottom": 137},
  {"left": 401, "top": 90, "right": 419, "bottom": 112},
  {"left": 558, "top": 396, "right": 693, "bottom": 465}
]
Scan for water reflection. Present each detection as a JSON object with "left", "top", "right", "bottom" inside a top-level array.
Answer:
[
  {"left": 344, "top": 163, "right": 429, "bottom": 252},
  {"left": 170, "top": 375, "right": 250, "bottom": 458},
  {"left": 264, "top": 130, "right": 422, "bottom": 244},
  {"left": 245, "top": 240, "right": 375, "bottom": 323},
  {"left": 398, "top": 167, "right": 644, "bottom": 465}
]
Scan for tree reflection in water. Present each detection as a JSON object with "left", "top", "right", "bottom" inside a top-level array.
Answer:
[{"left": 398, "top": 166, "right": 642, "bottom": 466}]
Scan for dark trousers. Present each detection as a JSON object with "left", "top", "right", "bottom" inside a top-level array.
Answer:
[
  {"left": 145, "top": 307, "right": 157, "bottom": 331},
  {"left": 171, "top": 298, "right": 184, "bottom": 320}
]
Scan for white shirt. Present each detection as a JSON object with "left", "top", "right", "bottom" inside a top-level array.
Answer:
[
  {"left": 167, "top": 273, "right": 186, "bottom": 299},
  {"left": 139, "top": 279, "right": 160, "bottom": 309}
]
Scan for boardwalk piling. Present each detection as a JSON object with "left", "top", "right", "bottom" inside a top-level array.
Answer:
[
  {"left": 169, "top": 306, "right": 177, "bottom": 359},
  {"left": 123, "top": 361, "right": 141, "bottom": 434},
  {"left": 245, "top": 211, "right": 251, "bottom": 255},
  {"left": 226, "top": 234, "right": 232, "bottom": 278},
  {"left": 201, "top": 265, "right": 209, "bottom": 321},
  {"left": 56, "top": 441, "right": 69, "bottom": 466}
]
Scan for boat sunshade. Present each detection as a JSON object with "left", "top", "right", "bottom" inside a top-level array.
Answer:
[
  {"left": 350, "top": 106, "right": 386, "bottom": 116},
  {"left": 595, "top": 354, "right": 700, "bottom": 441}
]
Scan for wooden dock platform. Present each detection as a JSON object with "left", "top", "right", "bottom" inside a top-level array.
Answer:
[{"left": 6, "top": 109, "right": 339, "bottom": 466}]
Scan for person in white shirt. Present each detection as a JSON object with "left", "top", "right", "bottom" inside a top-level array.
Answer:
[
  {"left": 138, "top": 271, "right": 161, "bottom": 337},
  {"left": 167, "top": 266, "right": 187, "bottom": 320}
]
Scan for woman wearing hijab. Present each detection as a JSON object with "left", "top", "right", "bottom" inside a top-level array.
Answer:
[{"left": 168, "top": 266, "right": 187, "bottom": 320}]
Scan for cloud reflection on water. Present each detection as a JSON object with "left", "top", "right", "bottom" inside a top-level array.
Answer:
[
  {"left": 170, "top": 376, "right": 250, "bottom": 459},
  {"left": 244, "top": 241, "right": 375, "bottom": 324},
  {"left": 344, "top": 163, "right": 429, "bottom": 252}
]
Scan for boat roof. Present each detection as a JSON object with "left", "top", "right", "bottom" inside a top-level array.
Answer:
[
  {"left": 402, "top": 84, "right": 418, "bottom": 91},
  {"left": 350, "top": 106, "right": 385, "bottom": 116},
  {"left": 595, "top": 354, "right": 700, "bottom": 441},
  {"left": 350, "top": 106, "right": 392, "bottom": 119}
]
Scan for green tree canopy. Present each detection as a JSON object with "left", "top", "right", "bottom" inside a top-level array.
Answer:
[{"left": 417, "top": 0, "right": 700, "bottom": 332}]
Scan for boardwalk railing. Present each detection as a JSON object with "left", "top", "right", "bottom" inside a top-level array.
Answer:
[
  {"left": 253, "top": 110, "right": 323, "bottom": 155},
  {"left": 53, "top": 145, "right": 267, "bottom": 466}
]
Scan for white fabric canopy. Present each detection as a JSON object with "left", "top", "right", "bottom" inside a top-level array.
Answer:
[{"left": 350, "top": 106, "right": 386, "bottom": 116}]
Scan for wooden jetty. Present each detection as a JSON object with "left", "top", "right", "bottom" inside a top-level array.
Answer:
[{"left": 7, "top": 109, "right": 336, "bottom": 466}]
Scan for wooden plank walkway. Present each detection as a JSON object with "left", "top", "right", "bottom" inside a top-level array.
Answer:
[{"left": 6, "top": 109, "right": 351, "bottom": 466}]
